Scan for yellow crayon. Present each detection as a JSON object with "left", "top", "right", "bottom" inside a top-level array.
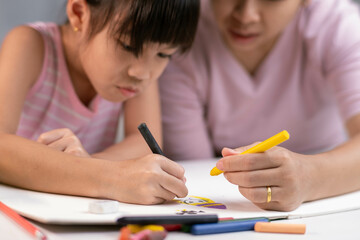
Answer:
[
  {"left": 128, "top": 224, "right": 165, "bottom": 233},
  {"left": 210, "top": 130, "right": 290, "bottom": 176}
]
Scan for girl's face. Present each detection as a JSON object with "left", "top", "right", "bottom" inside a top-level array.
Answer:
[
  {"left": 78, "top": 25, "right": 177, "bottom": 102},
  {"left": 211, "top": 0, "right": 305, "bottom": 54}
]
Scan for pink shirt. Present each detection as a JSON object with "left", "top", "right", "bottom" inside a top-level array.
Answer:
[
  {"left": 16, "top": 22, "right": 122, "bottom": 154},
  {"left": 159, "top": 0, "right": 360, "bottom": 160}
]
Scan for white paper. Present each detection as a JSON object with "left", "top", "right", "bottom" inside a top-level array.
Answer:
[{"left": 0, "top": 159, "right": 359, "bottom": 224}]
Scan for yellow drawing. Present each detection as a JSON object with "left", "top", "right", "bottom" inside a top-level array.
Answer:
[{"left": 176, "top": 196, "right": 227, "bottom": 209}]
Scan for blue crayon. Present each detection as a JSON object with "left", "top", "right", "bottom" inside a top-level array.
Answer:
[{"left": 191, "top": 218, "right": 269, "bottom": 235}]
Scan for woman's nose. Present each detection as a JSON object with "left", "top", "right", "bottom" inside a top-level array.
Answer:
[{"left": 233, "top": 0, "right": 260, "bottom": 25}]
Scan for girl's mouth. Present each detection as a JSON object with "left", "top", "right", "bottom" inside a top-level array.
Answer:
[{"left": 117, "top": 86, "right": 139, "bottom": 98}]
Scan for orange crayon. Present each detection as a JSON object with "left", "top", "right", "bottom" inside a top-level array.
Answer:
[
  {"left": 254, "top": 222, "right": 306, "bottom": 234},
  {"left": 0, "top": 201, "right": 47, "bottom": 240}
]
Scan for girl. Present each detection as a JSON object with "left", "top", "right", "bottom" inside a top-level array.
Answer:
[
  {"left": 159, "top": 0, "right": 360, "bottom": 210},
  {"left": 0, "top": 0, "right": 199, "bottom": 205}
]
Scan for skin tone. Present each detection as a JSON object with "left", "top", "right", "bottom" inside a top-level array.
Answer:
[
  {"left": 211, "top": 0, "right": 308, "bottom": 75},
  {"left": 211, "top": 0, "right": 360, "bottom": 211},
  {"left": 0, "top": 0, "right": 187, "bottom": 204}
]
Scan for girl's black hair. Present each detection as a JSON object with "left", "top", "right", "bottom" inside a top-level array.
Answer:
[{"left": 86, "top": 0, "right": 200, "bottom": 56}]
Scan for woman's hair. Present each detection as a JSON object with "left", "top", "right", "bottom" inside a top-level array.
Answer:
[{"left": 85, "top": 0, "right": 200, "bottom": 56}]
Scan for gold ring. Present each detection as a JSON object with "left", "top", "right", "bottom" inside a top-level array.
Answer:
[{"left": 266, "top": 186, "right": 272, "bottom": 203}]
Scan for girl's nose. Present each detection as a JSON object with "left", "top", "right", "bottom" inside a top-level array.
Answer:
[
  {"left": 233, "top": 0, "right": 260, "bottom": 25},
  {"left": 128, "top": 61, "right": 151, "bottom": 82}
]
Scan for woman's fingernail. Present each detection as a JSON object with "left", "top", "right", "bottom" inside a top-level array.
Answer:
[
  {"left": 228, "top": 148, "right": 238, "bottom": 154},
  {"left": 216, "top": 161, "right": 224, "bottom": 170}
]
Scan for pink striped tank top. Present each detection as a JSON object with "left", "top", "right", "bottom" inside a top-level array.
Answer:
[{"left": 16, "top": 22, "right": 122, "bottom": 154}]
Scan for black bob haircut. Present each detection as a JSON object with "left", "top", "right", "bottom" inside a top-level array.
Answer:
[{"left": 85, "top": 0, "right": 200, "bottom": 56}]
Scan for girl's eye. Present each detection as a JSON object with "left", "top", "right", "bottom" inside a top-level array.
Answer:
[
  {"left": 120, "top": 41, "right": 135, "bottom": 53},
  {"left": 158, "top": 53, "right": 172, "bottom": 59}
]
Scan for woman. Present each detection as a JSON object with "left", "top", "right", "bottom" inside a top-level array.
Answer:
[{"left": 159, "top": 0, "right": 360, "bottom": 211}]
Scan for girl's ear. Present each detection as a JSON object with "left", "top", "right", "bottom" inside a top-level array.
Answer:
[{"left": 67, "top": 0, "right": 90, "bottom": 32}]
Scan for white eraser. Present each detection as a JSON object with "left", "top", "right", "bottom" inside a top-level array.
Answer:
[{"left": 88, "top": 200, "right": 120, "bottom": 214}]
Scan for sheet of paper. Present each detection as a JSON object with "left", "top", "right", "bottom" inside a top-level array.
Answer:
[
  {"left": 0, "top": 159, "right": 359, "bottom": 224},
  {"left": 181, "top": 160, "right": 360, "bottom": 219}
]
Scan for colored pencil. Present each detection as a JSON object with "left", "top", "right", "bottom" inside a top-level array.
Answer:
[{"left": 0, "top": 201, "right": 47, "bottom": 240}]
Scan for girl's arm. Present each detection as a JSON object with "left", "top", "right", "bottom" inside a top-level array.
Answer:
[
  {"left": 0, "top": 26, "right": 42, "bottom": 133},
  {"left": 92, "top": 78, "right": 161, "bottom": 161},
  {"left": 0, "top": 26, "right": 105, "bottom": 197},
  {"left": 0, "top": 26, "right": 187, "bottom": 204},
  {"left": 0, "top": 133, "right": 106, "bottom": 198}
]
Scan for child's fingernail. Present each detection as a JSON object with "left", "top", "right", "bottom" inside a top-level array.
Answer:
[
  {"left": 183, "top": 177, "right": 187, "bottom": 183},
  {"left": 216, "top": 161, "right": 224, "bottom": 170}
]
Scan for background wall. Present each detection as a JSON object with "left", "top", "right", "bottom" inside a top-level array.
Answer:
[
  {"left": 0, "top": 0, "right": 67, "bottom": 44},
  {"left": 0, "top": 0, "right": 360, "bottom": 43}
]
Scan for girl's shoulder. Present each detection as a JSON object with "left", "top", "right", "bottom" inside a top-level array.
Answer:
[
  {"left": 3, "top": 24, "right": 44, "bottom": 60},
  {"left": 0, "top": 24, "right": 46, "bottom": 92}
]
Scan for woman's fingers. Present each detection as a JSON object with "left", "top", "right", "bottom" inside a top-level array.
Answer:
[
  {"left": 217, "top": 153, "right": 279, "bottom": 172},
  {"left": 238, "top": 186, "right": 281, "bottom": 203},
  {"left": 238, "top": 186, "right": 301, "bottom": 211},
  {"left": 221, "top": 142, "right": 260, "bottom": 157},
  {"left": 224, "top": 168, "right": 281, "bottom": 187},
  {"left": 220, "top": 148, "right": 305, "bottom": 211},
  {"left": 217, "top": 147, "right": 290, "bottom": 172}
]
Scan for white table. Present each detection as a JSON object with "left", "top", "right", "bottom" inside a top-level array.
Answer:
[{"left": 1, "top": 209, "right": 359, "bottom": 240}]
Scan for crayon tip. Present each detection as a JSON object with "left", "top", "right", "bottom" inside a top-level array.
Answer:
[{"left": 210, "top": 167, "right": 223, "bottom": 176}]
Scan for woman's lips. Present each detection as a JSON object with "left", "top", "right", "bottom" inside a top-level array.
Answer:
[
  {"left": 117, "top": 86, "right": 138, "bottom": 98},
  {"left": 228, "top": 29, "right": 260, "bottom": 44}
]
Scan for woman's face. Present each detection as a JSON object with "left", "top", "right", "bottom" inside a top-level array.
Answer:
[{"left": 211, "top": 0, "right": 306, "bottom": 54}]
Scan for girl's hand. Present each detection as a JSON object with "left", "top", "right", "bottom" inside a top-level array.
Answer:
[
  {"left": 104, "top": 154, "right": 188, "bottom": 205},
  {"left": 217, "top": 145, "right": 311, "bottom": 211},
  {"left": 37, "top": 128, "right": 90, "bottom": 158}
]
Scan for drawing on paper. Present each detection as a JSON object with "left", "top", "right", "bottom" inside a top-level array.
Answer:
[
  {"left": 176, "top": 195, "right": 227, "bottom": 209},
  {"left": 176, "top": 209, "right": 206, "bottom": 215}
]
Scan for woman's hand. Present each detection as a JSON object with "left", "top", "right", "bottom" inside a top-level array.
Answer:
[
  {"left": 37, "top": 128, "right": 90, "bottom": 158},
  {"left": 217, "top": 145, "right": 312, "bottom": 211},
  {"left": 103, "top": 154, "right": 188, "bottom": 205}
]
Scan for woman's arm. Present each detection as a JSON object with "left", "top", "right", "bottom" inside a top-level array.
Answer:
[
  {"left": 306, "top": 114, "right": 360, "bottom": 201},
  {"left": 216, "top": 113, "right": 360, "bottom": 211},
  {"left": 159, "top": 55, "right": 214, "bottom": 160}
]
